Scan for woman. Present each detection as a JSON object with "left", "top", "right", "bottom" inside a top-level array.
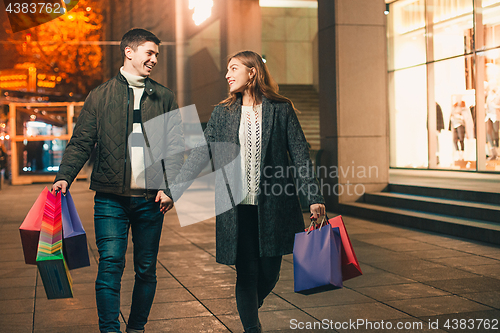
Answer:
[{"left": 171, "top": 51, "right": 325, "bottom": 333}]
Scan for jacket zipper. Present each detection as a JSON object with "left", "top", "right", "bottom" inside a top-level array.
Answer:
[
  {"left": 123, "top": 87, "right": 131, "bottom": 193},
  {"left": 140, "top": 92, "right": 148, "bottom": 196}
]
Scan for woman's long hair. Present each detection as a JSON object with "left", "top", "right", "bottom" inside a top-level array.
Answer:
[{"left": 219, "top": 50, "right": 297, "bottom": 111}]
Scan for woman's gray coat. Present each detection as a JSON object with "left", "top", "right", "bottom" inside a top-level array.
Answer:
[{"left": 172, "top": 96, "right": 324, "bottom": 265}]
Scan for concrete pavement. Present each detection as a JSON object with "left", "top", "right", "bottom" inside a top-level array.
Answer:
[{"left": 1, "top": 180, "right": 500, "bottom": 332}]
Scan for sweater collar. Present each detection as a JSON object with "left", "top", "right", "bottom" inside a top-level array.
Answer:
[
  {"left": 234, "top": 95, "right": 269, "bottom": 108},
  {"left": 120, "top": 67, "right": 145, "bottom": 88},
  {"left": 116, "top": 70, "right": 155, "bottom": 96}
]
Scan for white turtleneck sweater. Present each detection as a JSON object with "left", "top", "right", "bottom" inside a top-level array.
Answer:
[{"left": 120, "top": 67, "right": 146, "bottom": 189}]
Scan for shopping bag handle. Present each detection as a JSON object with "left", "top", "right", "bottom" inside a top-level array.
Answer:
[
  {"left": 51, "top": 189, "right": 67, "bottom": 196},
  {"left": 318, "top": 215, "right": 328, "bottom": 228},
  {"left": 306, "top": 220, "right": 316, "bottom": 234},
  {"left": 306, "top": 213, "right": 330, "bottom": 234}
]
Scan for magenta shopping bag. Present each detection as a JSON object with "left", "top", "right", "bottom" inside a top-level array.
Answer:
[
  {"left": 36, "top": 190, "right": 73, "bottom": 299},
  {"left": 293, "top": 224, "right": 343, "bottom": 294},
  {"left": 61, "top": 191, "right": 90, "bottom": 270}
]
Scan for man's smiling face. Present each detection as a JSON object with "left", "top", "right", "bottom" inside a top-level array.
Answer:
[{"left": 125, "top": 41, "right": 159, "bottom": 77}]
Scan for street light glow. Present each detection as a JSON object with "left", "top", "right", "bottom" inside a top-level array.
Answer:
[{"left": 189, "top": 0, "right": 213, "bottom": 26}]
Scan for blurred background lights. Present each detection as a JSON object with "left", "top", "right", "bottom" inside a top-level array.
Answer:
[
  {"left": 189, "top": 0, "right": 214, "bottom": 26},
  {"left": 27, "top": 121, "right": 47, "bottom": 128}
]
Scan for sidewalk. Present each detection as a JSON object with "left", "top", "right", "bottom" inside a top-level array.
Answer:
[{"left": 1, "top": 180, "right": 499, "bottom": 332}]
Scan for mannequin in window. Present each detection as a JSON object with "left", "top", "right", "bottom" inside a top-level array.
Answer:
[
  {"left": 449, "top": 101, "right": 467, "bottom": 160},
  {"left": 485, "top": 85, "right": 500, "bottom": 160},
  {"left": 436, "top": 102, "right": 445, "bottom": 164}
]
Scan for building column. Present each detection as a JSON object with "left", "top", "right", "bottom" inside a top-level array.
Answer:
[
  {"left": 318, "top": 0, "right": 388, "bottom": 208},
  {"left": 175, "top": 0, "right": 188, "bottom": 107},
  {"left": 222, "top": 0, "right": 262, "bottom": 57},
  {"left": 209, "top": 0, "right": 261, "bottom": 109}
]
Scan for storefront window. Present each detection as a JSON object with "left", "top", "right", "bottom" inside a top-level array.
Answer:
[
  {"left": 387, "top": 0, "right": 500, "bottom": 172},
  {"left": 482, "top": 1, "right": 500, "bottom": 170},
  {"left": 432, "top": 0, "right": 473, "bottom": 61},
  {"left": 6, "top": 102, "right": 83, "bottom": 184},
  {"left": 13, "top": 105, "right": 68, "bottom": 173},
  {"left": 389, "top": 65, "right": 428, "bottom": 168},
  {"left": 388, "top": 0, "right": 426, "bottom": 70},
  {"left": 484, "top": 0, "right": 500, "bottom": 10},
  {"left": 482, "top": 49, "right": 500, "bottom": 170},
  {"left": 433, "top": 56, "right": 477, "bottom": 170},
  {"left": 18, "top": 139, "right": 67, "bottom": 174}
]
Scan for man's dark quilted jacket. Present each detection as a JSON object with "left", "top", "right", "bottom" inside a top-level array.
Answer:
[{"left": 55, "top": 72, "right": 183, "bottom": 198}]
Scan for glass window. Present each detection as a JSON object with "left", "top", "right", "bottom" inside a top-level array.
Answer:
[
  {"left": 480, "top": 2, "right": 500, "bottom": 171},
  {"left": 16, "top": 106, "right": 68, "bottom": 137},
  {"left": 18, "top": 139, "right": 67, "bottom": 174},
  {"left": 484, "top": 1, "right": 500, "bottom": 50},
  {"left": 431, "top": 0, "right": 474, "bottom": 61},
  {"left": 388, "top": 0, "right": 427, "bottom": 70},
  {"left": 483, "top": 1, "right": 500, "bottom": 52},
  {"left": 387, "top": 0, "right": 500, "bottom": 172},
  {"left": 390, "top": 65, "right": 429, "bottom": 168},
  {"left": 433, "top": 56, "right": 477, "bottom": 170},
  {"left": 482, "top": 49, "right": 500, "bottom": 170}
]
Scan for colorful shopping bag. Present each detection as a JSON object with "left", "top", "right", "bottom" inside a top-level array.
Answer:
[
  {"left": 306, "top": 215, "right": 362, "bottom": 281},
  {"left": 328, "top": 215, "right": 362, "bottom": 281},
  {"left": 36, "top": 190, "right": 73, "bottom": 299},
  {"left": 293, "top": 224, "right": 343, "bottom": 294},
  {"left": 61, "top": 191, "right": 90, "bottom": 270},
  {"left": 19, "top": 187, "right": 49, "bottom": 265}
]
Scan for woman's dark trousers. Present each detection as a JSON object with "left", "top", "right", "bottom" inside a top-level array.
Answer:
[{"left": 235, "top": 205, "right": 282, "bottom": 332}]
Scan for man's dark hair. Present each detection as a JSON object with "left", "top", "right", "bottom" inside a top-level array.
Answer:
[{"left": 120, "top": 28, "right": 161, "bottom": 59}]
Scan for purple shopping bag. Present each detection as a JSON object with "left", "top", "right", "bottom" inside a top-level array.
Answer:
[
  {"left": 61, "top": 191, "right": 90, "bottom": 270},
  {"left": 293, "top": 224, "right": 343, "bottom": 294}
]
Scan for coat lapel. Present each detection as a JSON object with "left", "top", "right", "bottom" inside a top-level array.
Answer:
[
  {"left": 226, "top": 99, "right": 242, "bottom": 145},
  {"left": 260, "top": 97, "right": 275, "bottom": 166}
]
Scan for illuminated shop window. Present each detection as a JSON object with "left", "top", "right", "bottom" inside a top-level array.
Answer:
[{"left": 387, "top": 0, "right": 500, "bottom": 171}]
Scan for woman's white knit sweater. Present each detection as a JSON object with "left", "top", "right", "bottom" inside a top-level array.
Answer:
[{"left": 239, "top": 104, "right": 262, "bottom": 205}]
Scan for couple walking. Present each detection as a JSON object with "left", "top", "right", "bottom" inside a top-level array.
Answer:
[{"left": 53, "top": 28, "right": 325, "bottom": 333}]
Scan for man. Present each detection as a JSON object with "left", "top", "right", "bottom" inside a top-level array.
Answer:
[{"left": 52, "top": 28, "right": 180, "bottom": 333}]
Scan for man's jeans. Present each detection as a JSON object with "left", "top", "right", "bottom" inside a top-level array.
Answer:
[{"left": 94, "top": 192, "right": 164, "bottom": 333}]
